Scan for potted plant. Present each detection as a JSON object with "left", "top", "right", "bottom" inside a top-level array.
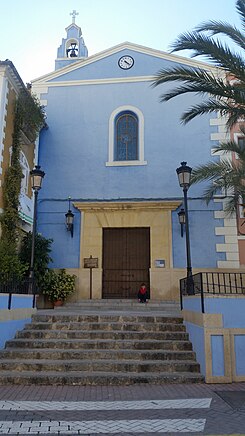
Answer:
[{"left": 41, "top": 269, "right": 76, "bottom": 306}]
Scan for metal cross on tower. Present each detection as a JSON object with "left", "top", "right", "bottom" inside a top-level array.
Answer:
[{"left": 70, "top": 10, "right": 79, "bottom": 24}]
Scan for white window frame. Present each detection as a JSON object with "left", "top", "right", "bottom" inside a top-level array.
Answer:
[
  {"left": 106, "top": 105, "right": 147, "bottom": 167},
  {"left": 20, "top": 151, "right": 29, "bottom": 195}
]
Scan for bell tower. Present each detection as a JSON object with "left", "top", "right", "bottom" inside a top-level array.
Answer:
[{"left": 55, "top": 10, "right": 88, "bottom": 70}]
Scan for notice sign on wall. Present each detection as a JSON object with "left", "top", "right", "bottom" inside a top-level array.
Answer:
[
  {"left": 155, "top": 259, "right": 165, "bottom": 268},
  {"left": 84, "top": 257, "right": 98, "bottom": 268}
]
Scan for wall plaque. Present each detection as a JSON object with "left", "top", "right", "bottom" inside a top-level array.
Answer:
[
  {"left": 84, "top": 257, "right": 98, "bottom": 268},
  {"left": 155, "top": 259, "right": 165, "bottom": 268}
]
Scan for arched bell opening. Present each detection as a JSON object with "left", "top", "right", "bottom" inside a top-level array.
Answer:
[{"left": 66, "top": 39, "right": 79, "bottom": 58}]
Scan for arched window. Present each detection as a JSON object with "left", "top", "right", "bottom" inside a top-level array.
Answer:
[
  {"left": 107, "top": 105, "right": 147, "bottom": 167},
  {"left": 115, "top": 111, "right": 138, "bottom": 161}
]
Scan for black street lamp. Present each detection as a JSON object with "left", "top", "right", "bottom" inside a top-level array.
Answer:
[
  {"left": 29, "top": 165, "right": 45, "bottom": 287},
  {"left": 176, "top": 161, "right": 194, "bottom": 294}
]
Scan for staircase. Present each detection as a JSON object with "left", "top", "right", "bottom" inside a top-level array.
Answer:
[{"left": 0, "top": 300, "right": 204, "bottom": 385}]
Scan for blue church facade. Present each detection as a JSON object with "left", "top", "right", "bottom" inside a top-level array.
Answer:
[{"left": 32, "top": 17, "right": 240, "bottom": 300}]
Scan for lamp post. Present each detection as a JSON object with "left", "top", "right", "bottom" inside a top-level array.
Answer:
[
  {"left": 176, "top": 161, "right": 194, "bottom": 294},
  {"left": 29, "top": 165, "right": 45, "bottom": 287}
]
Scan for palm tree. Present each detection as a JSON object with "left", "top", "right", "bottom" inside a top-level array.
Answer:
[
  {"left": 153, "top": 0, "right": 245, "bottom": 212},
  {"left": 191, "top": 141, "right": 245, "bottom": 213},
  {"left": 153, "top": 0, "right": 245, "bottom": 129}
]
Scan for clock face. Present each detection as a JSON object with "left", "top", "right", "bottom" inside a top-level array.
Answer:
[{"left": 118, "top": 56, "right": 134, "bottom": 69}]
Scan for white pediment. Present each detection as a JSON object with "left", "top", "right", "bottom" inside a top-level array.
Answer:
[{"left": 32, "top": 41, "right": 219, "bottom": 85}]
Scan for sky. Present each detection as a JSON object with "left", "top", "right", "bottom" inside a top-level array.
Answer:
[{"left": 0, "top": 0, "right": 242, "bottom": 84}]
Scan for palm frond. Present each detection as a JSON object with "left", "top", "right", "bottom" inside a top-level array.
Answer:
[
  {"left": 201, "top": 182, "right": 227, "bottom": 204},
  {"left": 180, "top": 98, "right": 245, "bottom": 126},
  {"left": 191, "top": 160, "right": 233, "bottom": 183},
  {"left": 237, "top": 0, "right": 245, "bottom": 32},
  {"left": 224, "top": 107, "right": 245, "bottom": 128},
  {"left": 195, "top": 21, "right": 245, "bottom": 50},
  {"left": 213, "top": 141, "right": 245, "bottom": 160},
  {"left": 170, "top": 32, "right": 245, "bottom": 81},
  {"left": 153, "top": 66, "right": 245, "bottom": 103},
  {"left": 191, "top": 154, "right": 245, "bottom": 208}
]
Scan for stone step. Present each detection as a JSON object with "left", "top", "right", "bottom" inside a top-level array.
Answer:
[
  {"left": 15, "top": 329, "right": 189, "bottom": 341},
  {"left": 4, "top": 338, "right": 193, "bottom": 351},
  {"left": 0, "top": 370, "right": 204, "bottom": 385},
  {"left": 66, "top": 299, "right": 179, "bottom": 304},
  {"left": 0, "top": 348, "right": 196, "bottom": 361},
  {"left": 31, "top": 314, "right": 183, "bottom": 323},
  {"left": 0, "top": 358, "right": 200, "bottom": 373},
  {"left": 55, "top": 307, "right": 181, "bottom": 315},
  {"left": 24, "top": 321, "right": 185, "bottom": 332},
  {"left": 0, "top": 305, "right": 203, "bottom": 386},
  {"left": 64, "top": 300, "right": 180, "bottom": 309}
]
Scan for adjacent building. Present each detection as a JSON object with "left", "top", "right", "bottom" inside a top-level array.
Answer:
[{"left": 0, "top": 61, "right": 36, "bottom": 237}]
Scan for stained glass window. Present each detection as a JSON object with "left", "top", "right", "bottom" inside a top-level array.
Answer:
[{"left": 115, "top": 111, "right": 138, "bottom": 161}]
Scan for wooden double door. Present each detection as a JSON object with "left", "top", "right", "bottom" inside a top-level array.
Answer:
[{"left": 102, "top": 227, "right": 150, "bottom": 299}]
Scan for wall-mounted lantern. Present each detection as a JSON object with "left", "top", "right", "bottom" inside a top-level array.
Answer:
[
  {"left": 65, "top": 197, "right": 74, "bottom": 237},
  {"left": 178, "top": 207, "right": 185, "bottom": 237}
]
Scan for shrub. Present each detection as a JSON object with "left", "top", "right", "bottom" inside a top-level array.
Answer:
[
  {"left": 41, "top": 269, "right": 76, "bottom": 302},
  {"left": 19, "top": 233, "right": 53, "bottom": 286},
  {"left": 0, "top": 240, "right": 28, "bottom": 281}
]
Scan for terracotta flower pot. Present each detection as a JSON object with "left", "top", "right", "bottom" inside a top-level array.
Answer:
[{"left": 53, "top": 299, "right": 63, "bottom": 307}]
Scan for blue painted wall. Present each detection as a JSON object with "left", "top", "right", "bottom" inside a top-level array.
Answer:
[
  {"left": 38, "top": 199, "right": 81, "bottom": 268},
  {"left": 36, "top": 46, "right": 222, "bottom": 269},
  {"left": 184, "top": 321, "right": 206, "bottom": 375},
  {"left": 234, "top": 335, "right": 245, "bottom": 376},
  {"left": 183, "top": 296, "right": 245, "bottom": 328},
  {"left": 183, "top": 296, "right": 245, "bottom": 379},
  {"left": 205, "top": 297, "right": 245, "bottom": 328},
  {"left": 211, "top": 335, "right": 225, "bottom": 377},
  {"left": 172, "top": 199, "right": 226, "bottom": 268},
  {"left": 0, "top": 294, "right": 35, "bottom": 349},
  {"left": 0, "top": 319, "right": 31, "bottom": 349}
]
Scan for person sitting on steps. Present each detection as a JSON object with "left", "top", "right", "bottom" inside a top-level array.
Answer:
[{"left": 138, "top": 283, "right": 149, "bottom": 303}]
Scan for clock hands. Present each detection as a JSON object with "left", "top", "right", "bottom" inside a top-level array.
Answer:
[{"left": 118, "top": 56, "right": 134, "bottom": 69}]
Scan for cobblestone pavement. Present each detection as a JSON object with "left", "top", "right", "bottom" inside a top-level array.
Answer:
[{"left": 0, "top": 383, "right": 245, "bottom": 435}]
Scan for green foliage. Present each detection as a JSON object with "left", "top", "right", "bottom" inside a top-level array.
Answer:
[
  {"left": 41, "top": 269, "right": 76, "bottom": 302},
  {"left": 191, "top": 141, "right": 245, "bottom": 213},
  {"left": 152, "top": 0, "right": 245, "bottom": 213},
  {"left": 153, "top": 0, "right": 245, "bottom": 128},
  {"left": 19, "top": 233, "right": 53, "bottom": 286},
  {"left": 0, "top": 240, "right": 28, "bottom": 280},
  {"left": 0, "top": 90, "right": 45, "bottom": 246},
  {"left": 1, "top": 100, "right": 23, "bottom": 244},
  {"left": 18, "top": 91, "right": 45, "bottom": 140}
]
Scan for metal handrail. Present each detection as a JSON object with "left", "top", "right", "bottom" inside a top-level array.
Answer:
[
  {"left": 0, "top": 275, "right": 39, "bottom": 309},
  {"left": 180, "top": 271, "right": 245, "bottom": 313}
]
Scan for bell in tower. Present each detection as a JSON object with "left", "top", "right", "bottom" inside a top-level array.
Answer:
[
  {"left": 55, "top": 10, "right": 88, "bottom": 70},
  {"left": 66, "top": 42, "right": 78, "bottom": 58}
]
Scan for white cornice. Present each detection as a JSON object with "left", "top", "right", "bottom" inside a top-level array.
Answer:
[
  {"left": 32, "top": 41, "right": 220, "bottom": 85},
  {"left": 74, "top": 200, "right": 181, "bottom": 211},
  {"left": 32, "top": 75, "right": 155, "bottom": 89},
  {"left": 0, "top": 65, "right": 23, "bottom": 94}
]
